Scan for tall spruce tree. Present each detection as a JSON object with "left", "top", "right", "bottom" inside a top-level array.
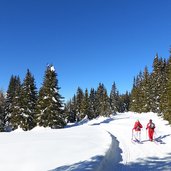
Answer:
[
  {"left": 119, "top": 91, "right": 130, "bottom": 112},
  {"left": 137, "top": 71, "right": 145, "bottom": 113},
  {"left": 0, "top": 90, "right": 5, "bottom": 131},
  {"left": 96, "top": 83, "right": 111, "bottom": 116},
  {"left": 82, "top": 88, "right": 90, "bottom": 119},
  {"left": 110, "top": 82, "right": 119, "bottom": 114},
  {"left": 89, "top": 88, "right": 97, "bottom": 119},
  {"left": 130, "top": 75, "right": 142, "bottom": 112},
  {"left": 64, "top": 95, "right": 77, "bottom": 123},
  {"left": 150, "top": 54, "right": 163, "bottom": 113},
  {"left": 164, "top": 53, "right": 171, "bottom": 123},
  {"left": 141, "top": 66, "right": 151, "bottom": 112},
  {"left": 75, "top": 87, "right": 84, "bottom": 121},
  {"left": 5, "top": 75, "right": 21, "bottom": 131},
  {"left": 19, "top": 69, "right": 37, "bottom": 130},
  {"left": 159, "top": 59, "right": 168, "bottom": 114},
  {"left": 35, "top": 65, "right": 65, "bottom": 128}
]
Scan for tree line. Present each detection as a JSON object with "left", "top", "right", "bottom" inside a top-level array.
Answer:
[
  {"left": 65, "top": 49, "right": 171, "bottom": 125},
  {"left": 64, "top": 83, "right": 130, "bottom": 123},
  {"left": 130, "top": 50, "right": 171, "bottom": 124},
  {"left": 0, "top": 65, "right": 129, "bottom": 131},
  {"left": 0, "top": 65, "right": 65, "bottom": 131},
  {"left": 1, "top": 49, "right": 171, "bottom": 131}
]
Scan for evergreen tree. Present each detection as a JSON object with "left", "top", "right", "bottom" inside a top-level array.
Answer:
[
  {"left": 119, "top": 91, "right": 130, "bottom": 112},
  {"left": 5, "top": 75, "right": 21, "bottom": 131},
  {"left": 82, "top": 88, "right": 90, "bottom": 119},
  {"left": 35, "top": 65, "right": 65, "bottom": 128},
  {"left": 19, "top": 69, "right": 37, "bottom": 130},
  {"left": 150, "top": 54, "right": 163, "bottom": 113},
  {"left": 0, "top": 90, "right": 5, "bottom": 131},
  {"left": 164, "top": 52, "right": 171, "bottom": 123},
  {"left": 159, "top": 59, "right": 168, "bottom": 114},
  {"left": 65, "top": 95, "right": 77, "bottom": 123},
  {"left": 137, "top": 71, "right": 145, "bottom": 113},
  {"left": 89, "top": 88, "right": 97, "bottom": 119},
  {"left": 75, "top": 87, "right": 84, "bottom": 121},
  {"left": 141, "top": 66, "right": 151, "bottom": 112},
  {"left": 110, "top": 82, "right": 119, "bottom": 114},
  {"left": 130, "top": 76, "right": 142, "bottom": 112},
  {"left": 96, "top": 83, "right": 111, "bottom": 116}
]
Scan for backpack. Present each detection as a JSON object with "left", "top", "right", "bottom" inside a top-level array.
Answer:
[{"left": 150, "top": 123, "right": 155, "bottom": 129}]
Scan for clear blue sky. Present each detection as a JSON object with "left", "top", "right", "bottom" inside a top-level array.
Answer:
[{"left": 0, "top": 0, "right": 171, "bottom": 101}]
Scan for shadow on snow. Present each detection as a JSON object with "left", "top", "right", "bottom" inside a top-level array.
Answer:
[
  {"left": 141, "top": 134, "right": 171, "bottom": 144},
  {"left": 65, "top": 115, "right": 130, "bottom": 128},
  {"left": 49, "top": 153, "right": 171, "bottom": 171},
  {"left": 50, "top": 132, "right": 171, "bottom": 171},
  {"left": 54, "top": 118, "right": 171, "bottom": 171},
  {"left": 90, "top": 116, "right": 130, "bottom": 126},
  {"left": 90, "top": 117, "right": 115, "bottom": 126},
  {"left": 49, "top": 155, "right": 104, "bottom": 171},
  {"left": 50, "top": 131, "right": 123, "bottom": 171},
  {"left": 120, "top": 153, "right": 171, "bottom": 171},
  {"left": 65, "top": 116, "right": 116, "bottom": 128}
]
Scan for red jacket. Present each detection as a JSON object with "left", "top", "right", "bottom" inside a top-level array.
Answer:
[{"left": 133, "top": 121, "right": 143, "bottom": 131}]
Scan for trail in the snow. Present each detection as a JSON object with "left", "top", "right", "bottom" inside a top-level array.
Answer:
[
  {"left": 49, "top": 112, "right": 171, "bottom": 171},
  {"left": 98, "top": 112, "right": 171, "bottom": 171}
]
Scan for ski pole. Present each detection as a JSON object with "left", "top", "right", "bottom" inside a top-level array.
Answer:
[
  {"left": 139, "top": 130, "right": 141, "bottom": 142},
  {"left": 154, "top": 130, "right": 157, "bottom": 140},
  {"left": 131, "top": 129, "right": 134, "bottom": 140}
]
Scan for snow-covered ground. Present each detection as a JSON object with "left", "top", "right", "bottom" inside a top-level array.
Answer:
[{"left": 0, "top": 112, "right": 171, "bottom": 171}]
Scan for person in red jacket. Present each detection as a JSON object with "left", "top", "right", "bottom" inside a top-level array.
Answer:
[
  {"left": 146, "top": 119, "right": 155, "bottom": 141},
  {"left": 132, "top": 119, "right": 143, "bottom": 141}
]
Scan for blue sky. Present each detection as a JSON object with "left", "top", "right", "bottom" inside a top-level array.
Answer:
[{"left": 0, "top": 0, "right": 171, "bottom": 101}]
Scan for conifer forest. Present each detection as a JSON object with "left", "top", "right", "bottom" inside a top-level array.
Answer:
[{"left": 0, "top": 50, "right": 171, "bottom": 132}]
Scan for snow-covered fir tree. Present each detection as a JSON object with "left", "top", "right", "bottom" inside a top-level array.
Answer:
[
  {"left": 141, "top": 66, "right": 151, "bottom": 112},
  {"left": 150, "top": 54, "right": 163, "bottom": 113},
  {"left": 159, "top": 59, "right": 168, "bottom": 114},
  {"left": 89, "top": 88, "right": 97, "bottom": 119},
  {"left": 110, "top": 82, "right": 119, "bottom": 114},
  {"left": 75, "top": 87, "right": 84, "bottom": 121},
  {"left": 64, "top": 95, "right": 77, "bottom": 123},
  {"left": 96, "top": 83, "right": 111, "bottom": 117},
  {"left": 0, "top": 90, "right": 5, "bottom": 131},
  {"left": 164, "top": 53, "right": 171, "bottom": 123},
  {"left": 35, "top": 65, "right": 66, "bottom": 128},
  {"left": 19, "top": 69, "right": 37, "bottom": 130},
  {"left": 5, "top": 75, "right": 21, "bottom": 130},
  {"left": 130, "top": 76, "right": 141, "bottom": 112},
  {"left": 81, "top": 88, "right": 90, "bottom": 119}
]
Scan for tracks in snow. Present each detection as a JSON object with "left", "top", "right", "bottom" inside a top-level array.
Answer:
[{"left": 97, "top": 113, "right": 171, "bottom": 171}]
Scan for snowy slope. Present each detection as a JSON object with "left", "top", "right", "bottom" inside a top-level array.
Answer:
[
  {"left": 0, "top": 112, "right": 171, "bottom": 171},
  {"left": 98, "top": 112, "right": 171, "bottom": 170},
  {"left": 0, "top": 125, "right": 111, "bottom": 171}
]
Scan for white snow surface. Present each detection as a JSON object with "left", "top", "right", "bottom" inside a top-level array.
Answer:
[{"left": 0, "top": 112, "right": 171, "bottom": 171}]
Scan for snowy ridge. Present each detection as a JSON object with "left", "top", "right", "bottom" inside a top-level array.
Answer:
[{"left": 96, "top": 132, "right": 122, "bottom": 171}]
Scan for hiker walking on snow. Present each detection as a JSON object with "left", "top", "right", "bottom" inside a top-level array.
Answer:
[
  {"left": 132, "top": 119, "right": 143, "bottom": 141},
  {"left": 146, "top": 119, "right": 155, "bottom": 141}
]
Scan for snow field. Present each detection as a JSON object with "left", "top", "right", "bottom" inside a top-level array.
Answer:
[
  {"left": 0, "top": 125, "right": 111, "bottom": 171},
  {"left": 0, "top": 112, "right": 171, "bottom": 170},
  {"left": 99, "top": 112, "right": 171, "bottom": 170}
]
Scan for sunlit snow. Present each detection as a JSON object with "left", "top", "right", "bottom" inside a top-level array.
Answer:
[{"left": 0, "top": 112, "right": 171, "bottom": 171}]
